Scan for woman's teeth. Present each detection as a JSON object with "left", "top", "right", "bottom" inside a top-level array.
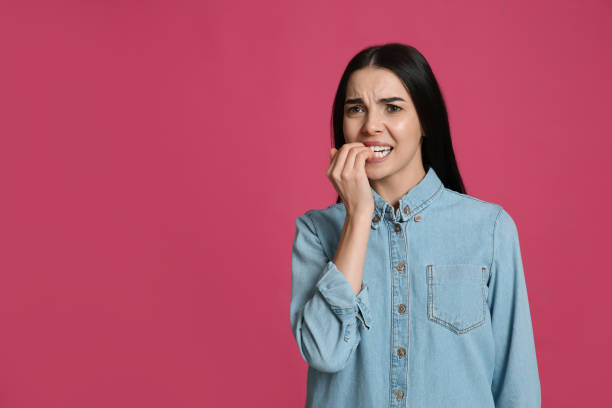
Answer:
[{"left": 369, "top": 146, "right": 392, "bottom": 158}]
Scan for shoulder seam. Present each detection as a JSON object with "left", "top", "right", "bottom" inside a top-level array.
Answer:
[
  {"left": 443, "top": 187, "right": 495, "bottom": 206},
  {"left": 489, "top": 205, "right": 505, "bottom": 275}
]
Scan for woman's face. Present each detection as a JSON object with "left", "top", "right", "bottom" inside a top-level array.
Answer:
[{"left": 343, "top": 66, "right": 424, "bottom": 182}]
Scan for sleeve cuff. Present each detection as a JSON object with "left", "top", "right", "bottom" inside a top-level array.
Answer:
[{"left": 315, "top": 260, "right": 373, "bottom": 330}]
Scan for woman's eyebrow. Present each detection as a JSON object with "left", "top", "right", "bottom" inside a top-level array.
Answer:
[{"left": 344, "top": 97, "right": 405, "bottom": 104}]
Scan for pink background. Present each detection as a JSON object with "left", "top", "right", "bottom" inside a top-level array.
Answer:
[{"left": 1, "top": 0, "right": 611, "bottom": 406}]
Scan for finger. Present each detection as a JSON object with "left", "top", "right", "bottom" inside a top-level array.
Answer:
[
  {"left": 328, "top": 147, "right": 340, "bottom": 177},
  {"left": 354, "top": 147, "right": 374, "bottom": 171},
  {"left": 330, "top": 147, "right": 337, "bottom": 162},
  {"left": 331, "top": 144, "right": 350, "bottom": 176},
  {"left": 343, "top": 145, "right": 363, "bottom": 174},
  {"left": 330, "top": 143, "right": 364, "bottom": 178},
  {"left": 334, "top": 142, "right": 363, "bottom": 168}
]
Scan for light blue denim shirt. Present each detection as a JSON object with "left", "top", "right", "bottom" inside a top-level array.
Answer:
[{"left": 290, "top": 167, "right": 541, "bottom": 407}]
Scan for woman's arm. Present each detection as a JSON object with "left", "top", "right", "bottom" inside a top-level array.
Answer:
[
  {"left": 333, "top": 211, "right": 373, "bottom": 296},
  {"left": 488, "top": 207, "right": 542, "bottom": 407},
  {"left": 289, "top": 212, "right": 373, "bottom": 373}
]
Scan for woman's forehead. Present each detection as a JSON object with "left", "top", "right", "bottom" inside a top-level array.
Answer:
[{"left": 346, "top": 68, "right": 407, "bottom": 98}]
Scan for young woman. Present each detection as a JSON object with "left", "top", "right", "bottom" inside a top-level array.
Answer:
[{"left": 289, "top": 43, "right": 541, "bottom": 407}]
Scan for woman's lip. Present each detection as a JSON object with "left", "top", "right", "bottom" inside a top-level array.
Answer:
[
  {"left": 366, "top": 147, "right": 393, "bottom": 163},
  {"left": 363, "top": 142, "right": 392, "bottom": 147}
]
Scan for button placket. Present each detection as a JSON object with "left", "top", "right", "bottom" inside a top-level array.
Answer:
[{"left": 389, "top": 217, "right": 408, "bottom": 407}]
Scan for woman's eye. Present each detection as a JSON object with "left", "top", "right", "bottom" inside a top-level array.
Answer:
[{"left": 347, "top": 105, "right": 401, "bottom": 114}]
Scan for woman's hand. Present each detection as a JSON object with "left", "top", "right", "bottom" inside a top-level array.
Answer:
[{"left": 327, "top": 143, "right": 375, "bottom": 218}]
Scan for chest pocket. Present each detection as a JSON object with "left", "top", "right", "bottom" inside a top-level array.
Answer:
[{"left": 426, "top": 263, "right": 487, "bottom": 335}]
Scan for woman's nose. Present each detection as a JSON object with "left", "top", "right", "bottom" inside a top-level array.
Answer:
[{"left": 364, "top": 111, "right": 384, "bottom": 134}]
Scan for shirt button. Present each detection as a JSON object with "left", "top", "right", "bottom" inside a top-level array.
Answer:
[
  {"left": 414, "top": 215, "right": 422, "bottom": 222},
  {"left": 403, "top": 205, "right": 410, "bottom": 214},
  {"left": 396, "top": 263, "right": 405, "bottom": 272},
  {"left": 395, "top": 389, "right": 404, "bottom": 400},
  {"left": 372, "top": 214, "right": 380, "bottom": 223},
  {"left": 397, "top": 304, "right": 406, "bottom": 314},
  {"left": 394, "top": 224, "right": 401, "bottom": 232},
  {"left": 397, "top": 347, "right": 406, "bottom": 358}
]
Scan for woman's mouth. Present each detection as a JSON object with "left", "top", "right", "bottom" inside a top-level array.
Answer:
[{"left": 366, "top": 146, "right": 393, "bottom": 163}]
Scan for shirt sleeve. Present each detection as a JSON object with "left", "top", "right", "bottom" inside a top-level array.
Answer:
[
  {"left": 488, "top": 207, "right": 542, "bottom": 407},
  {"left": 289, "top": 212, "right": 374, "bottom": 373}
]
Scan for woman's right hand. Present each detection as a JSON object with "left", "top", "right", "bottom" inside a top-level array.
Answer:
[{"left": 327, "top": 143, "right": 375, "bottom": 218}]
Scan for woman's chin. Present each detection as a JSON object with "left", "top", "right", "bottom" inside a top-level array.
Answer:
[{"left": 365, "top": 168, "right": 391, "bottom": 181}]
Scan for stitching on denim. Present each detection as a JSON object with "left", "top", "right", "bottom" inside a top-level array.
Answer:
[
  {"left": 489, "top": 206, "right": 504, "bottom": 285},
  {"left": 429, "top": 315, "right": 486, "bottom": 335},
  {"left": 426, "top": 264, "right": 487, "bottom": 335},
  {"left": 443, "top": 187, "right": 496, "bottom": 205},
  {"left": 355, "top": 306, "right": 366, "bottom": 329},
  {"left": 388, "top": 225, "right": 393, "bottom": 408},
  {"left": 481, "top": 266, "right": 487, "bottom": 326},
  {"left": 432, "top": 263, "right": 487, "bottom": 267},
  {"left": 355, "top": 292, "right": 371, "bottom": 330},
  {"left": 344, "top": 320, "right": 352, "bottom": 342},
  {"left": 427, "top": 264, "right": 433, "bottom": 324},
  {"left": 403, "top": 221, "right": 410, "bottom": 408},
  {"left": 406, "top": 181, "right": 444, "bottom": 220}
]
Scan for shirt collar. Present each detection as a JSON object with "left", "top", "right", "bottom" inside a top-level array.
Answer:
[{"left": 370, "top": 167, "right": 444, "bottom": 228}]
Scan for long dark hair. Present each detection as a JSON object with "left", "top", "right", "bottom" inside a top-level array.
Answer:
[{"left": 331, "top": 43, "right": 466, "bottom": 204}]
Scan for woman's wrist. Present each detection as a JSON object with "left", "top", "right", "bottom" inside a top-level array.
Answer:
[{"left": 346, "top": 209, "right": 374, "bottom": 225}]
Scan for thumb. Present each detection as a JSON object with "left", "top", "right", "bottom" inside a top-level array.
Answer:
[{"left": 330, "top": 147, "right": 337, "bottom": 161}]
